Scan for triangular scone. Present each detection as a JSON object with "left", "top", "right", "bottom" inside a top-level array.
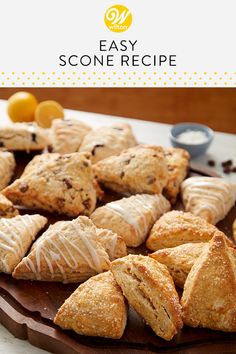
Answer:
[
  {"left": 79, "top": 123, "right": 137, "bottom": 163},
  {"left": 0, "top": 150, "right": 15, "bottom": 191},
  {"left": 0, "top": 194, "right": 19, "bottom": 218},
  {"left": 91, "top": 194, "right": 171, "bottom": 247},
  {"left": 95, "top": 228, "right": 127, "bottom": 260},
  {"left": 163, "top": 147, "right": 190, "bottom": 204},
  {"left": 111, "top": 255, "right": 183, "bottom": 341},
  {"left": 54, "top": 271, "right": 127, "bottom": 339},
  {"left": 50, "top": 119, "right": 91, "bottom": 154},
  {"left": 93, "top": 145, "right": 168, "bottom": 195},
  {"left": 0, "top": 214, "right": 47, "bottom": 274},
  {"left": 150, "top": 243, "right": 207, "bottom": 288},
  {"left": 12, "top": 216, "right": 111, "bottom": 283},
  {"left": 181, "top": 233, "right": 236, "bottom": 331},
  {"left": 181, "top": 176, "right": 236, "bottom": 225},
  {"left": 146, "top": 210, "right": 219, "bottom": 251},
  {"left": 3, "top": 152, "right": 99, "bottom": 217},
  {"left": 0, "top": 123, "right": 48, "bottom": 151}
]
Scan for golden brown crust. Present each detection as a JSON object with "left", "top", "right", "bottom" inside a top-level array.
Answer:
[
  {"left": 163, "top": 147, "right": 190, "bottom": 204},
  {"left": 0, "top": 193, "right": 19, "bottom": 218},
  {"left": 111, "top": 255, "right": 183, "bottom": 341},
  {"left": 13, "top": 216, "right": 110, "bottom": 283},
  {"left": 0, "top": 214, "right": 47, "bottom": 274},
  {"left": 2, "top": 152, "right": 98, "bottom": 217},
  {"left": 54, "top": 271, "right": 127, "bottom": 339},
  {"left": 146, "top": 210, "right": 219, "bottom": 251},
  {"left": 0, "top": 150, "right": 15, "bottom": 191},
  {"left": 93, "top": 145, "right": 168, "bottom": 195},
  {"left": 79, "top": 123, "right": 137, "bottom": 163},
  {"left": 181, "top": 232, "right": 236, "bottom": 331},
  {"left": 91, "top": 194, "right": 171, "bottom": 247}
]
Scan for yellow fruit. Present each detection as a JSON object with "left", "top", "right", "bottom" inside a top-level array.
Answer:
[
  {"left": 7, "top": 91, "right": 38, "bottom": 123},
  {"left": 35, "top": 100, "right": 64, "bottom": 128}
]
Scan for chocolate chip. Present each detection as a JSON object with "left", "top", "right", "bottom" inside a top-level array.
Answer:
[
  {"left": 120, "top": 171, "right": 125, "bottom": 178},
  {"left": 19, "top": 182, "right": 29, "bottom": 193},
  {"left": 91, "top": 144, "right": 104, "bottom": 156},
  {"left": 0, "top": 141, "right": 5, "bottom": 147},
  {"left": 231, "top": 167, "right": 236, "bottom": 173},
  {"left": 82, "top": 198, "right": 91, "bottom": 212},
  {"left": 147, "top": 176, "right": 156, "bottom": 184},
  {"left": 83, "top": 161, "right": 89, "bottom": 167},
  {"left": 47, "top": 145, "right": 53, "bottom": 153},
  {"left": 222, "top": 159, "right": 233, "bottom": 167},
  {"left": 207, "top": 160, "right": 215, "bottom": 167},
  {"left": 223, "top": 166, "right": 231, "bottom": 174},
  {"left": 31, "top": 133, "right": 37, "bottom": 142},
  {"left": 63, "top": 178, "right": 72, "bottom": 189},
  {"left": 124, "top": 158, "right": 131, "bottom": 165}
]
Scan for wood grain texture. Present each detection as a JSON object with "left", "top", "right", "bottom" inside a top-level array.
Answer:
[{"left": 0, "top": 88, "right": 235, "bottom": 134}]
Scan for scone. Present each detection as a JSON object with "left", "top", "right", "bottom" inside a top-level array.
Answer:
[
  {"left": 50, "top": 118, "right": 91, "bottom": 154},
  {"left": 0, "top": 123, "right": 49, "bottom": 151},
  {"left": 181, "top": 176, "right": 236, "bottom": 225},
  {"left": 111, "top": 255, "right": 183, "bottom": 341},
  {"left": 94, "top": 145, "right": 168, "bottom": 195},
  {"left": 91, "top": 194, "right": 171, "bottom": 247},
  {"left": 95, "top": 228, "right": 127, "bottom": 260},
  {"left": 79, "top": 123, "right": 137, "bottom": 163},
  {"left": 146, "top": 210, "right": 219, "bottom": 251},
  {"left": 0, "top": 150, "right": 15, "bottom": 190},
  {"left": 13, "top": 216, "right": 111, "bottom": 283},
  {"left": 0, "top": 214, "right": 47, "bottom": 274},
  {"left": 0, "top": 194, "right": 19, "bottom": 218},
  {"left": 54, "top": 271, "right": 127, "bottom": 339},
  {"left": 163, "top": 147, "right": 190, "bottom": 204},
  {"left": 3, "top": 152, "right": 99, "bottom": 217},
  {"left": 181, "top": 232, "right": 236, "bottom": 332}
]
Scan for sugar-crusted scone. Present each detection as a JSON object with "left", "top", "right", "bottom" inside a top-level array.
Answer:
[
  {"left": 13, "top": 216, "right": 111, "bottom": 283},
  {"left": 91, "top": 194, "right": 171, "bottom": 247},
  {"left": 146, "top": 210, "right": 220, "bottom": 251},
  {"left": 50, "top": 118, "right": 91, "bottom": 154},
  {"left": 95, "top": 228, "right": 127, "bottom": 260},
  {"left": 79, "top": 123, "right": 137, "bottom": 163},
  {"left": 0, "top": 194, "right": 19, "bottom": 218},
  {"left": 54, "top": 271, "right": 127, "bottom": 339},
  {"left": 163, "top": 147, "right": 190, "bottom": 204},
  {"left": 233, "top": 219, "right": 236, "bottom": 242},
  {"left": 0, "top": 214, "right": 47, "bottom": 274},
  {"left": 0, "top": 123, "right": 49, "bottom": 151},
  {"left": 150, "top": 243, "right": 207, "bottom": 288},
  {"left": 0, "top": 150, "right": 15, "bottom": 190},
  {"left": 94, "top": 145, "right": 168, "bottom": 195},
  {"left": 181, "top": 176, "right": 236, "bottom": 225},
  {"left": 3, "top": 152, "right": 98, "bottom": 217},
  {"left": 181, "top": 233, "right": 236, "bottom": 332},
  {"left": 111, "top": 255, "right": 183, "bottom": 341}
]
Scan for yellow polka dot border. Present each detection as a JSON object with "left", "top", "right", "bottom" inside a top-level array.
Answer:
[{"left": 0, "top": 71, "right": 235, "bottom": 87}]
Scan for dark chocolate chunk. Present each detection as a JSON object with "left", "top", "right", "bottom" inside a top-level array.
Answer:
[
  {"left": 19, "top": 182, "right": 29, "bottom": 193},
  {"left": 120, "top": 171, "right": 125, "bottom": 178},
  {"left": 91, "top": 144, "right": 104, "bottom": 156},
  {"left": 83, "top": 161, "right": 89, "bottom": 167},
  {"left": 207, "top": 159, "right": 215, "bottom": 167},
  {"left": 47, "top": 145, "right": 53, "bottom": 153},
  {"left": 82, "top": 198, "right": 91, "bottom": 211},
  {"left": 31, "top": 133, "right": 37, "bottom": 142},
  {"left": 63, "top": 178, "right": 72, "bottom": 189},
  {"left": 223, "top": 166, "right": 231, "bottom": 174},
  {"left": 0, "top": 141, "right": 5, "bottom": 147},
  {"left": 231, "top": 167, "right": 236, "bottom": 173},
  {"left": 147, "top": 176, "right": 156, "bottom": 184},
  {"left": 222, "top": 159, "right": 233, "bottom": 167}
]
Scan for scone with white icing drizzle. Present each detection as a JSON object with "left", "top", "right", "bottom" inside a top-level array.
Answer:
[
  {"left": 0, "top": 150, "right": 15, "bottom": 190},
  {"left": 54, "top": 271, "right": 127, "bottom": 339},
  {"left": 181, "top": 177, "right": 236, "bottom": 225},
  {"left": 79, "top": 123, "right": 137, "bottom": 163},
  {"left": 13, "top": 216, "right": 113, "bottom": 283},
  {"left": 93, "top": 145, "right": 168, "bottom": 195},
  {"left": 0, "top": 214, "right": 47, "bottom": 274},
  {"left": 91, "top": 194, "right": 171, "bottom": 247},
  {"left": 0, "top": 194, "right": 19, "bottom": 218},
  {"left": 0, "top": 123, "right": 49, "bottom": 151},
  {"left": 50, "top": 118, "right": 91, "bottom": 154},
  {"left": 3, "top": 152, "right": 99, "bottom": 217}
]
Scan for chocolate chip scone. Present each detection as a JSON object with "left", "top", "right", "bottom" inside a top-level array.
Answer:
[
  {"left": 0, "top": 150, "right": 15, "bottom": 190},
  {"left": 163, "top": 147, "right": 190, "bottom": 204},
  {"left": 79, "top": 123, "right": 137, "bottom": 163},
  {"left": 50, "top": 118, "right": 91, "bottom": 154},
  {"left": 93, "top": 145, "right": 168, "bottom": 195},
  {"left": 0, "top": 123, "right": 49, "bottom": 151},
  {"left": 3, "top": 152, "right": 99, "bottom": 217},
  {"left": 0, "top": 194, "right": 19, "bottom": 218}
]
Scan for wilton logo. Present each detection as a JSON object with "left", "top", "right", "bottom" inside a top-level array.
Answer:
[{"left": 104, "top": 5, "right": 132, "bottom": 33}]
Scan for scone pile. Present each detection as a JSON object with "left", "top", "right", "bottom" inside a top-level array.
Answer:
[{"left": 0, "top": 119, "right": 236, "bottom": 342}]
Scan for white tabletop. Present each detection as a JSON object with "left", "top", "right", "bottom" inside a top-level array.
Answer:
[{"left": 0, "top": 98, "right": 235, "bottom": 354}]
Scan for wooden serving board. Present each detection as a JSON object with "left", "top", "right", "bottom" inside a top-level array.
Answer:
[{"left": 0, "top": 152, "right": 236, "bottom": 354}]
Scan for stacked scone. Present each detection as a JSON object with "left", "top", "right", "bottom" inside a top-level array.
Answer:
[{"left": 0, "top": 119, "right": 236, "bottom": 342}]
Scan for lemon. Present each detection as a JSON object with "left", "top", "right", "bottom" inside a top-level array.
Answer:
[
  {"left": 7, "top": 91, "right": 38, "bottom": 123},
  {"left": 35, "top": 100, "right": 64, "bottom": 128}
]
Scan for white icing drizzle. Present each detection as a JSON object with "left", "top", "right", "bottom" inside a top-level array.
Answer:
[{"left": 181, "top": 177, "right": 236, "bottom": 223}]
